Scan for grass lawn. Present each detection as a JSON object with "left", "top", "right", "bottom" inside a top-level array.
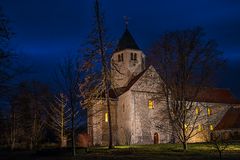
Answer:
[{"left": 1, "top": 143, "right": 240, "bottom": 160}]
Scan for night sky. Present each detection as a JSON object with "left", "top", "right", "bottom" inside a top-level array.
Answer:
[{"left": 1, "top": 0, "right": 240, "bottom": 96}]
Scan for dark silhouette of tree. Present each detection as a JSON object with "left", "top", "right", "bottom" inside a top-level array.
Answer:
[
  {"left": 80, "top": 0, "right": 114, "bottom": 149},
  {"left": 149, "top": 27, "right": 224, "bottom": 151},
  {"left": 8, "top": 81, "right": 52, "bottom": 150}
]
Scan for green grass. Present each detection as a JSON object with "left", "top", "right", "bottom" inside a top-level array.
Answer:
[{"left": 1, "top": 143, "right": 240, "bottom": 160}]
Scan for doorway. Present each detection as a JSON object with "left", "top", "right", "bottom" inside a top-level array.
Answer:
[{"left": 154, "top": 132, "right": 159, "bottom": 144}]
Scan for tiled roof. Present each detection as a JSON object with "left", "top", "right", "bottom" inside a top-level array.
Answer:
[
  {"left": 109, "top": 67, "right": 149, "bottom": 98},
  {"left": 194, "top": 88, "right": 240, "bottom": 104},
  {"left": 115, "top": 29, "right": 140, "bottom": 52},
  {"left": 215, "top": 107, "right": 240, "bottom": 130}
]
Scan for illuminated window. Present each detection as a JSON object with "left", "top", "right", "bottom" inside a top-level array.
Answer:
[
  {"left": 207, "top": 107, "right": 212, "bottom": 116},
  {"left": 196, "top": 107, "right": 200, "bottom": 115},
  {"left": 198, "top": 124, "right": 203, "bottom": 131},
  {"left": 210, "top": 124, "right": 214, "bottom": 131},
  {"left": 148, "top": 100, "right": 154, "bottom": 109},
  {"left": 105, "top": 113, "right": 108, "bottom": 122},
  {"left": 184, "top": 124, "right": 188, "bottom": 131}
]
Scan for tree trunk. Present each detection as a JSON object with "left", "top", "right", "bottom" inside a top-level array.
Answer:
[
  {"left": 182, "top": 141, "right": 187, "bottom": 152},
  {"left": 218, "top": 150, "right": 222, "bottom": 160},
  {"left": 71, "top": 100, "right": 76, "bottom": 157},
  {"left": 106, "top": 93, "right": 113, "bottom": 149}
]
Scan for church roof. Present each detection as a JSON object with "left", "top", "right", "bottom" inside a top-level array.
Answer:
[
  {"left": 191, "top": 88, "right": 240, "bottom": 104},
  {"left": 115, "top": 29, "right": 140, "bottom": 52},
  {"left": 215, "top": 107, "right": 240, "bottom": 130}
]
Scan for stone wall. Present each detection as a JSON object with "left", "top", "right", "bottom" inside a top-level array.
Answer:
[
  {"left": 87, "top": 99, "right": 118, "bottom": 146},
  {"left": 111, "top": 49, "right": 145, "bottom": 88}
]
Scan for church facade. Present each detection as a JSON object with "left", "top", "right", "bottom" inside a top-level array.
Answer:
[{"left": 87, "top": 28, "right": 240, "bottom": 146}]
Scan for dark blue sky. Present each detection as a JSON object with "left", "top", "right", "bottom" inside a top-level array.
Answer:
[{"left": 1, "top": 0, "right": 240, "bottom": 96}]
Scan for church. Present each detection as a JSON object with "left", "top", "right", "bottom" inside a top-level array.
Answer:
[{"left": 87, "top": 27, "right": 240, "bottom": 146}]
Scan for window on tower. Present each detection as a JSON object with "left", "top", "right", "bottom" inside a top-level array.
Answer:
[
  {"left": 131, "top": 53, "right": 134, "bottom": 60},
  {"left": 121, "top": 53, "right": 124, "bottom": 61},
  {"left": 134, "top": 53, "right": 137, "bottom": 60},
  {"left": 118, "top": 54, "right": 121, "bottom": 62}
]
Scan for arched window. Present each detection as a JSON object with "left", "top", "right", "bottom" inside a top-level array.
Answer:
[
  {"left": 105, "top": 113, "right": 108, "bottom": 122},
  {"left": 148, "top": 100, "right": 154, "bottom": 109},
  {"left": 209, "top": 124, "right": 214, "bottom": 131},
  {"left": 198, "top": 124, "right": 203, "bottom": 131},
  {"left": 118, "top": 54, "right": 121, "bottom": 62},
  {"left": 134, "top": 53, "right": 137, "bottom": 60},
  {"left": 207, "top": 107, "right": 212, "bottom": 116},
  {"left": 196, "top": 107, "right": 200, "bottom": 115},
  {"left": 131, "top": 53, "right": 134, "bottom": 60},
  {"left": 121, "top": 53, "right": 124, "bottom": 61}
]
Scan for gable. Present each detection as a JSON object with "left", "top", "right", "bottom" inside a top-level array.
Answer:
[{"left": 129, "top": 65, "right": 163, "bottom": 93}]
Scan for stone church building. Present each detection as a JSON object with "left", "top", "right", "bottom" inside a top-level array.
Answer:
[{"left": 87, "top": 28, "right": 240, "bottom": 146}]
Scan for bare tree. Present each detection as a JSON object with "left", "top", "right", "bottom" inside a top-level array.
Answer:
[
  {"left": 54, "top": 55, "right": 82, "bottom": 156},
  {"left": 80, "top": 0, "right": 114, "bottom": 149},
  {"left": 45, "top": 93, "right": 71, "bottom": 148},
  {"left": 8, "top": 81, "right": 51, "bottom": 149},
  {"left": 149, "top": 27, "right": 223, "bottom": 151}
]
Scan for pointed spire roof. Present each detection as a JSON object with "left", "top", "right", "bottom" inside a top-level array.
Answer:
[{"left": 115, "top": 28, "right": 140, "bottom": 52}]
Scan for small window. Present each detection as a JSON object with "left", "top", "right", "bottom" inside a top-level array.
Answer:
[
  {"left": 196, "top": 107, "right": 200, "bottom": 115},
  {"left": 148, "top": 100, "right": 154, "bottom": 109},
  {"left": 105, "top": 113, "right": 108, "bottom": 122},
  {"left": 131, "top": 53, "right": 134, "bottom": 60},
  {"left": 198, "top": 124, "right": 203, "bottom": 131},
  {"left": 207, "top": 107, "right": 212, "bottom": 116},
  {"left": 210, "top": 124, "right": 214, "bottom": 131},
  {"left": 134, "top": 53, "right": 137, "bottom": 60},
  {"left": 122, "top": 104, "right": 125, "bottom": 112},
  {"left": 118, "top": 55, "right": 121, "bottom": 62},
  {"left": 184, "top": 124, "right": 188, "bottom": 131},
  {"left": 121, "top": 53, "right": 124, "bottom": 61}
]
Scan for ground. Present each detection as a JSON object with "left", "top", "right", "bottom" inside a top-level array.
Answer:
[{"left": 1, "top": 143, "right": 240, "bottom": 160}]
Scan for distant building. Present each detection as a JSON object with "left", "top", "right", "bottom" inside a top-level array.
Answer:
[{"left": 87, "top": 27, "right": 240, "bottom": 146}]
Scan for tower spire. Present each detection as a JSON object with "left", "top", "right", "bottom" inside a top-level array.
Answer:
[{"left": 123, "top": 16, "right": 130, "bottom": 30}]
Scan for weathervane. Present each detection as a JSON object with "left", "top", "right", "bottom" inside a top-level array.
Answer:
[{"left": 123, "top": 16, "right": 131, "bottom": 29}]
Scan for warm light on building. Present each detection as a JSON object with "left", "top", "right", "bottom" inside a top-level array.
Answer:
[
  {"left": 196, "top": 107, "right": 200, "bottom": 115},
  {"left": 105, "top": 112, "right": 108, "bottom": 122},
  {"left": 209, "top": 124, "right": 214, "bottom": 131},
  {"left": 148, "top": 100, "right": 154, "bottom": 109},
  {"left": 198, "top": 124, "right": 203, "bottom": 131},
  {"left": 207, "top": 107, "right": 212, "bottom": 116},
  {"left": 184, "top": 124, "right": 188, "bottom": 131}
]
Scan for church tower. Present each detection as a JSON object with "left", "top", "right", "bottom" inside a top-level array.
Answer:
[{"left": 111, "top": 28, "right": 146, "bottom": 88}]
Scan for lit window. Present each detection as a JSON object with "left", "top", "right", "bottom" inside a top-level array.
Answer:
[
  {"left": 198, "top": 124, "right": 203, "bottom": 131},
  {"left": 207, "top": 107, "right": 212, "bottom": 116},
  {"left": 105, "top": 113, "right": 108, "bottom": 122},
  {"left": 210, "top": 125, "right": 214, "bottom": 131},
  {"left": 196, "top": 107, "right": 200, "bottom": 115},
  {"left": 148, "top": 100, "right": 154, "bottom": 109},
  {"left": 184, "top": 124, "right": 188, "bottom": 131}
]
